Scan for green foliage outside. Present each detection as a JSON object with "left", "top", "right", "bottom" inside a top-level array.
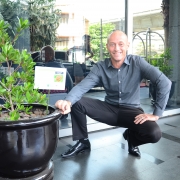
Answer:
[
  {"left": 0, "top": 0, "right": 25, "bottom": 36},
  {"left": 150, "top": 48, "right": 173, "bottom": 77},
  {"left": 0, "top": 19, "right": 47, "bottom": 120},
  {"left": 0, "top": 0, "right": 61, "bottom": 52},
  {"left": 89, "top": 23, "right": 115, "bottom": 62},
  {"left": 28, "top": 0, "right": 61, "bottom": 51},
  {"left": 0, "top": 0, "right": 29, "bottom": 51}
]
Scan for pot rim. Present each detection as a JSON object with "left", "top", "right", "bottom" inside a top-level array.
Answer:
[{"left": 0, "top": 104, "right": 62, "bottom": 129}]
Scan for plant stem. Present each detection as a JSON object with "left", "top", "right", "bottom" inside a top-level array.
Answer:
[
  {"left": 0, "top": 81, "right": 8, "bottom": 91},
  {"left": 46, "top": 89, "right": 50, "bottom": 113},
  {"left": 8, "top": 91, "right": 14, "bottom": 111}
]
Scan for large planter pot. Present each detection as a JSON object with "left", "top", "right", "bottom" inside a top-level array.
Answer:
[
  {"left": 149, "top": 80, "right": 176, "bottom": 106},
  {"left": 0, "top": 104, "right": 61, "bottom": 179}
]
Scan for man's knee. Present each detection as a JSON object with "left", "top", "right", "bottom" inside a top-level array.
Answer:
[{"left": 148, "top": 127, "right": 162, "bottom": 143}]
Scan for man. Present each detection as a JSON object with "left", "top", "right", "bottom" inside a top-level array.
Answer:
[{"left": 55, "top": 30, "right": 171, "bottom": 158}]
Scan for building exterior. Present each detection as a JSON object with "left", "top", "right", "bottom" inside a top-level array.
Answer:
[
  {"left": 55, "top": 3, "right": 164, "bottom": 57},
  {"left": 55, "top": 3, "right": 90, "bottom": 51}
]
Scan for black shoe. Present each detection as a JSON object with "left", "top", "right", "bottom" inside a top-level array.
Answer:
[
  {"left": 123, "top": 129, "right": 141, "bottom": 157},
  {"left": 61, "top": 140, "right": 91, "bottom": 158}
]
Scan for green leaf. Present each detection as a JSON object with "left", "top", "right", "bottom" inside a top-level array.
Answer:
[
  {"left": 9, "top": 110, "right": 20, "bottom": 121},
  {"left": 0, "top": 88, "right": 6, "bottom": 93}
]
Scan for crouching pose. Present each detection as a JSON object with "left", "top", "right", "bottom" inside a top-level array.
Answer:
[{"left": 55, "top": 30, "right": 171, "bottom": 158}]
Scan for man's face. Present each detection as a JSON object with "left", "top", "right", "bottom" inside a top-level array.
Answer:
[{"left": 106, "top": 31, "right": 129, "bottom": 63}]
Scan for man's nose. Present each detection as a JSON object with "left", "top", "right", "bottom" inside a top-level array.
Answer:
[{"left": 114, "top": 44, "right": 120, "bottom": 50}]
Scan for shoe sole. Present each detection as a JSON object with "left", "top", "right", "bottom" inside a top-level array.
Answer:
[
  {"left": 129, "top": 151, "right": 141, "bottom": 157},
  {"left": 61, "top": 149, "right": 91, "bottom": 159}
]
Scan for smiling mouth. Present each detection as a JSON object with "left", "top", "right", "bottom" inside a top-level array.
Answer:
[
  {"left": 113, "top": 51, "right": 122, "bottom": 54},
  {"left": 113, "top": 52, "right": 122, "bottom": 56}
]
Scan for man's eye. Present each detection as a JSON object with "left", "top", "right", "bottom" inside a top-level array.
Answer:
[{"left": 109, "top": 44, "right": 115, "bottom": 47}]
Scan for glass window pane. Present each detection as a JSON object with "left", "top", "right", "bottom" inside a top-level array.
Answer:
[{"left": 55, "top": 0, "right": 125, "bottom": 63}]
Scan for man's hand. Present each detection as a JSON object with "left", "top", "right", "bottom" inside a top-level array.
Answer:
[
  {"left": 134, "top": 114, "right": 159, "bottom": 124},
  {"left": 55, "top": 100, "right": 72, "bottom": 115}
]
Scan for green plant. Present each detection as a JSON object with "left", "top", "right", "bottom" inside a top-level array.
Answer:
[
  {"left": 0, "top": 0, "right": 22, "bottom": 37},
  {"left": 89, "top": 23, "right": 115, "bottom": 62},
  {"left": 0, "top": 0, "right": 61, "bottom": 52},
  {"left": 0, "top": 18, "right": 47, "bottom": 120},
  {"left": 28, "top": 0, "right": 61, "bottom": 51},
  {"left": 150, "top": 48, "right": 173, "bottom": 77}
]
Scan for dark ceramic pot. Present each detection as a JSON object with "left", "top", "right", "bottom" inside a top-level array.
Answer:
[
  {"left": 149, "top": 80, "right": 176, "bottom": 106},
  {"left": 0, "top": 104, "right": 61, "bottom": 179}
]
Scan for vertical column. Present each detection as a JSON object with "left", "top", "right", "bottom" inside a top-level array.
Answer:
[
  {"left": 169, "top": 0, "right": 180, "bottom": 103},
  {"left": 125, "top": 0, "right": 133, "bottom": 54}
]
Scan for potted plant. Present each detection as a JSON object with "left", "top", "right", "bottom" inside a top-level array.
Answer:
[
  {"left": 149, "top": 48, "right": 175, "bottom": 106},
  {"left": 0, "top": 19, "right": 61, "bottom": 179}
]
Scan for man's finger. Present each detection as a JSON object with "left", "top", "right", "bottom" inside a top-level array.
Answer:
[{"left": 55, "top": 100, "right": 63, "bottom": 108}]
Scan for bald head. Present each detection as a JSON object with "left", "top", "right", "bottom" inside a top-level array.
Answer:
[
  {"left": 106, "top": 30, "right": 130, "bottom": 67},
  {"left": 107, "top": 30, "right": 128, "bottom": 44}
]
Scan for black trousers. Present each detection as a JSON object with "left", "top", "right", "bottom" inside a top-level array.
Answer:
[{"left": 70, "top": 97, "right": 161, "bottom": 147}]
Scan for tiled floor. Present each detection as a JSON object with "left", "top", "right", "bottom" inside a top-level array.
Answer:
[{"left": 53, "top": 87, "right": 180, "bottom": 180}]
